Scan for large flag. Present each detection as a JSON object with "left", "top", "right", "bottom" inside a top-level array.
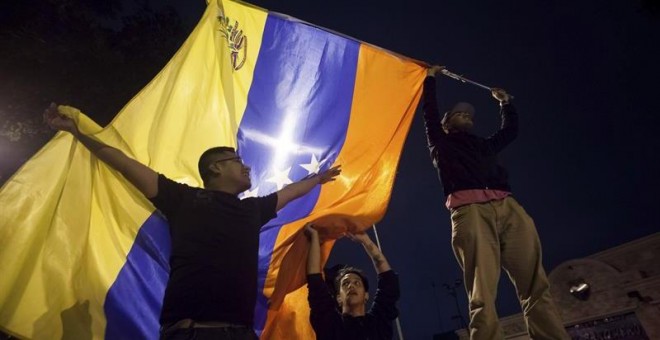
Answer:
[{"left": 0, "top": 0, "right": 425, "bottom": 338}]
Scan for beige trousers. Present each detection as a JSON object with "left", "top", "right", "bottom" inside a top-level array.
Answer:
[{"left": 450, "top": 197, "right": 569, "bottom": 340}]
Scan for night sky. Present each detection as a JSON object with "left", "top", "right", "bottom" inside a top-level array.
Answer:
[
  {"left": 4, "top": 0, "right": 660, "bottom": 338},
  {"left": 221, "top": 1, "right": 658, "bottom": 337}
]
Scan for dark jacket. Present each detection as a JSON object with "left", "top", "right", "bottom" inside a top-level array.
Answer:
[
  {"left": 307, "top": 270, "right": 400, "bottom": 340},
  {"left": 422, "top": 76, "right": 518, "bottom": 196}
]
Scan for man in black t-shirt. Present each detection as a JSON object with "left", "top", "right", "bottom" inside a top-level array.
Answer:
[{"left": 45, "top": 104, "right": 341, "bottom": 340}]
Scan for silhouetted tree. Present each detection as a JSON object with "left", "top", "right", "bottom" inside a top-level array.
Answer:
[{"left": 0, "top": 0, "right": 187, "bottom": 184}]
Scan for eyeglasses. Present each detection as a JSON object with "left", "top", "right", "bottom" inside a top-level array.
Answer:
[{"left": 214, "top": 156, "right": 243, "bottom": 164}]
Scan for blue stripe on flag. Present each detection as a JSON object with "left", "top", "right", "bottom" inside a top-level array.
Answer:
[
  {"left": 237, "top": 14, "right": 360, "bottom": 332},
  {"left": 104, "top": 212, "right": 171, "bottom": 340}
]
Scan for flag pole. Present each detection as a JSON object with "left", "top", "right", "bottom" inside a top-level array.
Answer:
[
  {"left": 440, "top": 68, "right": 515, "bottom": 99},
  {"left": 372, "top": 224, "right": 404, "bottom": 340}
]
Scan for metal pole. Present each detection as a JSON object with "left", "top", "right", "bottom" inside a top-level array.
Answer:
[
  {"left": 440, "top": 68, "right": 515, "bottom": 99},
  {"left": 372, "top": 224, "right": 404, "bottom": 340},
  {"left": 444, "top": 280, "right": 468, "bottom": 329}
]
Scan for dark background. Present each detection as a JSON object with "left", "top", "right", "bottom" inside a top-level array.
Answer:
[{"left": 1, "top": 0, "right": 659, "bottom": 338}]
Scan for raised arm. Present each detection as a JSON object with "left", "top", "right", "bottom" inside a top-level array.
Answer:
[
  {"left": 347, "top": 232, "right": 391, "bottom": 274},
  {"left": 485, "top": 88, "right": 519, "bottom": 153},
  {"left": 44, "top": 103, "right": 159, "bottom": 198},
  {"left": 304, "top": 223, "right": 322, "bottom": 275},
  {"left": 304, "top": 223, "right": 342, "bottom": 335},
  {"left": 423, "top": 65, "right": 448, "bottom": 148},
  {"left": 275, "top": 165, "right": 341, "bottom": 211}
]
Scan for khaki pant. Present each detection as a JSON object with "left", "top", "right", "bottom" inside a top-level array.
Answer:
[{"left": 450, "top": 197, "right": 569, "bottom": 340}]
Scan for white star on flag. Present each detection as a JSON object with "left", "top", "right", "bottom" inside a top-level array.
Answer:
[
  {"left": 266, "top": 167, "right": 293, "bottom": 190},
  {"left": 242, "top": 186, "right": 260, "bottom": 198},
  {"left": 300, "top": 154, "right": 322, "bottom": 175}
]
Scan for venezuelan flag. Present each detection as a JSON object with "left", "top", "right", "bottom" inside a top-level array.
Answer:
[{"left": 0, "top": 0, "right": 425, "bottom": 339}]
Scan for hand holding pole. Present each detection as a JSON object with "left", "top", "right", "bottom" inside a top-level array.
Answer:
[{"left": 439, "top": 68, "right": 515, "bottom": 100}]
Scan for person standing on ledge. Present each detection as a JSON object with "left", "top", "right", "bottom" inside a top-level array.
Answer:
[{"left": 421, "top": 66, "right": 569, "bottom": 339}]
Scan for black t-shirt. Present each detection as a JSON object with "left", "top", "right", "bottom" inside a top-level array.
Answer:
[{"left": 150, "top": 174, "right": 277, "bottom": 326}]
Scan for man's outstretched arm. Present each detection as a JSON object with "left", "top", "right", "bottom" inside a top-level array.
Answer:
[
  {"left": 275, "top": 165, "right": 341, "bottom": 211},
  {"left": 44, "top": 103, "right": 159, "bottom": 198}
]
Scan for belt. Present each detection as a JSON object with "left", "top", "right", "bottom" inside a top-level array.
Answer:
[{"left": 162, "top": 319, "right": 248, "bottom": 332}]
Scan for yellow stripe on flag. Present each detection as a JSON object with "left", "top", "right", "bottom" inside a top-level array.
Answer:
[{"left": 0, "top": 0, "right": 268, "bottom": 338}]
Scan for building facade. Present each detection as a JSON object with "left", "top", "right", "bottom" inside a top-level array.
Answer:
[{"left": 456, "top": 232, "right": 660, "bottom": 340}]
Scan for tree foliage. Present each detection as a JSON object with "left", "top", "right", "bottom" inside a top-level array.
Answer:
[{"left": 0, "top": 0, "right": 187, "bottom": 183}]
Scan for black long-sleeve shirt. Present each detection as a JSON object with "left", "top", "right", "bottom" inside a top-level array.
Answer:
[
  {"left": 307, "top": 270, "right": 400, "bottom": 340},
  {"left": 422, "top": 76, "right": 519, "bottom": 196}
]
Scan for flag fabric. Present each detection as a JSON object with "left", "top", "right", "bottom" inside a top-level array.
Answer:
[{"left": 0, "top": 0, "right": 425, "bottom": 338}]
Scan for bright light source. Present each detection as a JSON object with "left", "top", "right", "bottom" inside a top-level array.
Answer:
[{"left": 569, "top": 279, "right": 590, "bottom": 301}]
